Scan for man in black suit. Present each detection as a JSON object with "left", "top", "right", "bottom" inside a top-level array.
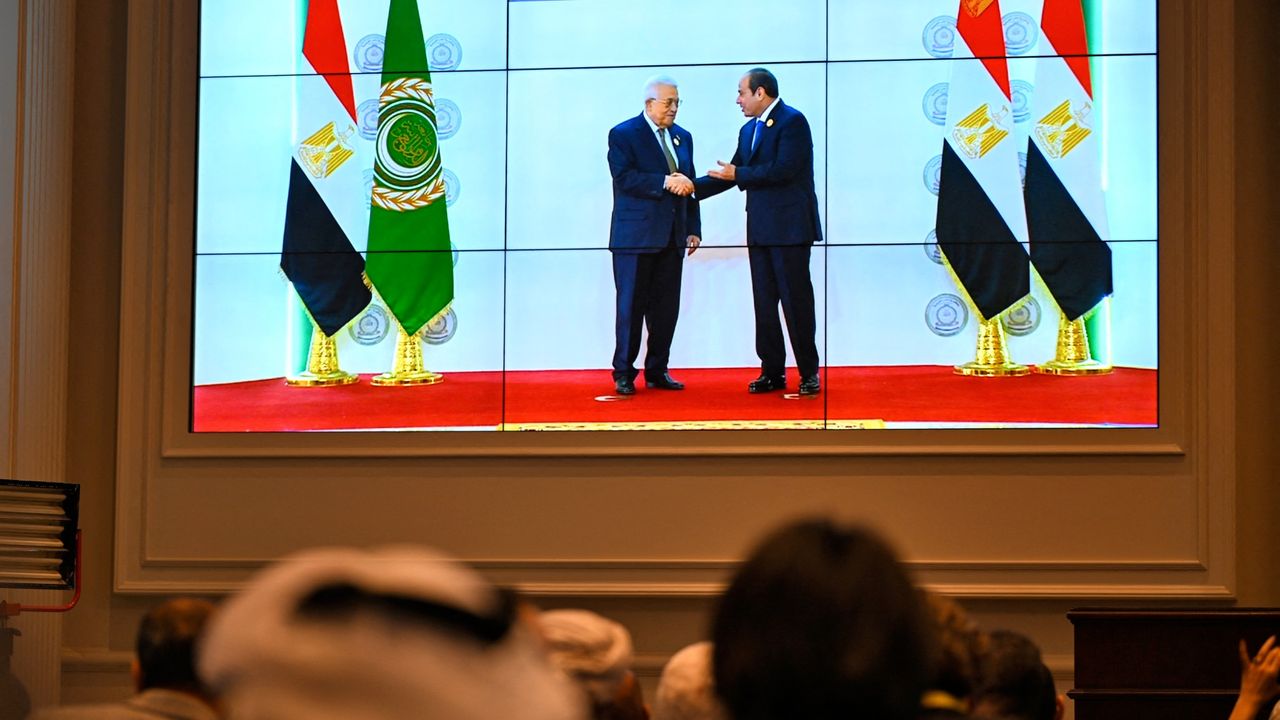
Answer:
[
  {"left": 697, "top": 68, "right": 822, "bottom": 395},
  {"left": 607, "top": 75, "right": 701, "bottom": 396}
]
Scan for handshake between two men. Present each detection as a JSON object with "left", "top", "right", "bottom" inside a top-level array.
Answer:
[
  {"left": 663, "top": 172, "right": 695, "bottom": 197},
  {"left": 664, "top": 158, "right": 737, "bottom": 197},
  {"left": 607, "top": 68, "right": 821, "bottom": 398}
]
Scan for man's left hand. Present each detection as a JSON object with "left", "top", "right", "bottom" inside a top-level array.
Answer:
[
  {"left": 708, "top": 161, "right": 736, "bottom": 181},
  {"left": 687, "top": 235, "right": 701, "bottom": 256}
]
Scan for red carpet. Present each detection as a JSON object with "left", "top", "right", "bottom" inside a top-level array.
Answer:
[{"left": 193, "top": 366, "right": 1157, "bottom": 431}]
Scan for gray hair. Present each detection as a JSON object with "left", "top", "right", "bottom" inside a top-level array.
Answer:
[{"left": 643, "top": 74, "right": 679, "bottom": 104}]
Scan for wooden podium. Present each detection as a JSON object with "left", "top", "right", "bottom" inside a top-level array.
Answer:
[{"left": 1069, "top": 608, "right": 1280, "bottom": 719}]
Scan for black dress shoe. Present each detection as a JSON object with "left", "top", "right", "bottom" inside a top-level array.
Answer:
[
  {"left": 798, "top": 374, "right": 821, "bottom": 395},
  {"left": 645, "top": 372, "right": 685, "bottom": 390},
  {"left": 614, "top": 378, "right": 635, "bottom": 395},
  {"left": 748, "top": 374, "right": 786, "bottom": 393}
]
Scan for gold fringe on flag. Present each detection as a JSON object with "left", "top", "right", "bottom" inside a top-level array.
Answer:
[
  {"left": 936, "top": 246, "right": 1031, "bottom": 376},
  {"left": 1026, "top": 267, "right": 1111, "bottom": 375},
  {"left": 360, "top": 276, "right": 450, "bottom": 387}
]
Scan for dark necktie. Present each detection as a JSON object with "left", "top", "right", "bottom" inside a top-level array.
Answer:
[
  {"left": 750, "top": 118, "right": 763, "bottom": 152},
  {"left": 658, "top": 128, "right": 677, "bottom": 173}
]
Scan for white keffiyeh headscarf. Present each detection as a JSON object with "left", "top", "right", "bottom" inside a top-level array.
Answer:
[
  {"left": 199, "top": 546, "right": 586, "bottom": 720},
  {"left": 653, "top": 641, "right": 727, "bottom": 720},
  {"left": 538, "top": 609, "right": 635, "bottom": 704}
]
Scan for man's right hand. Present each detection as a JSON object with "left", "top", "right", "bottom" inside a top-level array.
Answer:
[{"left": 664, "top": 173, "right": 694, "bottom": 196}]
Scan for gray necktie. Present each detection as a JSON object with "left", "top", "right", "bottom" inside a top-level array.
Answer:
[{"left": 658, "top": 128, "right": 677, "bottom": 174}]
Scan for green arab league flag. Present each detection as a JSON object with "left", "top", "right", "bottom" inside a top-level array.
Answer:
[{"left": 364, "top": 0, "right": 453, "bottom": 336}]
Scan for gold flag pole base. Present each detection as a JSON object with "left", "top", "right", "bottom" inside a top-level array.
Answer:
[
  {"left": 370, "top": 325, "right": 445, "bottom": 387},
  {"left": 1035, "top": 359, "right": 1112, "bottom": 376},
  {"left": 955, "top": 361, "right": 1031, "bottom": 377},
  {"left": 954, "top": 317, "right": 1030, "bottom": 377},
  {"left": 285, "top": 326, "right": 360, "bottom": 387},
  {"left": 370, "top": 370, "right": 443, "bottom": 387},
  {"left": 285, "top": 371, "right": 360, "bottom": 387},
  {"left": 1033, "top": 312, "right": 1112, "bottom": 376}
]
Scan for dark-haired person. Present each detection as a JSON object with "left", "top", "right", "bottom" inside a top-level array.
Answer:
[
  {"left": 197, "top": 546, "right": 585, "bottom": 720},
  {"left": 696, "top": 67, "right": 822, "bottom": 396},
  {"left": 919, "top": 593, "right": 986, "bottom": 718},
  {"left": 607, "top": 75, "right": 702, "bottom": 396},
  {"left": 34, "top": 598, "right": 220, "bottom": 720},
  {"left": 711, "top": 519, "right": 934, "bottom": 720},
  {"left": 971, "top": 630, "right": 1062, "bottom": 720}
]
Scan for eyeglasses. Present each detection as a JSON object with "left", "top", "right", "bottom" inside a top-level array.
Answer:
[{"left": 647, "top": 98, "right": 681, "bottom": 109}]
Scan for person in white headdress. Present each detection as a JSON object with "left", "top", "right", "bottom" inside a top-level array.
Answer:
[
  {"left": 198, "top": 546, "right": 586, "bottom": 720},
  {"left": 652, "top": 642, "right": 726, "bottom": 720},
  {"left": 538, "top": 609, "right": 647, "bottom": 720}
]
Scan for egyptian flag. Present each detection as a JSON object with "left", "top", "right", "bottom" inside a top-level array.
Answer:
[
  {"left": 280, "top": 0, "right": 372, "bottom": 337},
  {"left": 936, "top": 0, "right": 1031, "bottom": 321},
  {"left": 1025, "top": 0, "right": 1111, "bottom": 320}
]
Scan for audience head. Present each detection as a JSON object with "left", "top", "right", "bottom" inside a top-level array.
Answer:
[
  {"left": 198, "top": 546, "right": 585, "bottom": 720},
  {"left": 711, "top": 518, "right": 934, "bottom": 720},
  {"left": 133, "top": 598, "right": 217, "bottom": 700},
  {"left": 652, "top": 641, "right": 726, "bottom": 720},
  {"left": 538, "top": 609, "right": 643, "bottom": 720},
  {"left": 972, "top": 630, "right": 1062, "bottom": 720},
  {"left": 922, "top": 593, "right": 987, "bottom": 706}
]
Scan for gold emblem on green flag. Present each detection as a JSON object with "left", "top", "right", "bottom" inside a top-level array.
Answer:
[{"left": 373, "top": 78, "right": 446, "bottom": 212}]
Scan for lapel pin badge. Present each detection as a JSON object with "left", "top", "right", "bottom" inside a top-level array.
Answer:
[
  {"left": 766, "top": 118, "right": 775, "bottom": 128},
  {"left": 673, "top": 136, "right": 681, "bottom": 146}
]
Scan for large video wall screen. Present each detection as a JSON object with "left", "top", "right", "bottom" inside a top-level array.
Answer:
[{"left": 194, "top": 0, "right": 1157, "bottom": 432}]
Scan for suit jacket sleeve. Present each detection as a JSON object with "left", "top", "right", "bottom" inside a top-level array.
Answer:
[
  {"left": 734, "top": 112, "right": 813, "bottom": 190},
  {"left": 608, "top": 125, "right": 666, "bottom": 200},
  {"left": 686, "top": 132, "right": 702, "bottom": 238},
  {"left": 688, "top": 192, "right": 702, "bottom": 238}
]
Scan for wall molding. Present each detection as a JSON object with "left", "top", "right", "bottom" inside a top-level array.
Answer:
[
  {"left": 58, "top": 646, "right": 1078, "bottom": 690},
  {"left": 160, "top": 440, "right": 1192, "bottom": 460},
  {"left": 112, "top": 557, "right": 1226, "bottom": 600},
  {"left": 58, "top": 644, "right": 1080, "bottom": 677},
  {"left": 61, "top": 649, "right": 132, "bottom": 675}
]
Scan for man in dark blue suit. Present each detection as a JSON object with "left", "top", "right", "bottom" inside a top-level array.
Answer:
[
  {"left": 607, "top": 75, "right": 702, "bottom": 396},
  {"left": 697, "top": 68, "right": 822, "bottom": 396}
]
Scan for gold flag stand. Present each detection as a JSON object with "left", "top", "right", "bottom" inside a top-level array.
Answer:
[
  {"left": 286, "top": 326, "right": 359, "bottom": 387},
  {"left": 370, "top": 325, "right": 443, "bottom": 386},
  {"left": 1035, "top": 312, "right": 1112, "bottom": 375},
  {"left": 955, "top": 317, "right": 1030, "bottom": 377}
]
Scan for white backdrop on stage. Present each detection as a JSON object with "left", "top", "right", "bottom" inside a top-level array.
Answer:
[{"left": 193, "top": 0, "right": 1157, "bottom": 386}]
